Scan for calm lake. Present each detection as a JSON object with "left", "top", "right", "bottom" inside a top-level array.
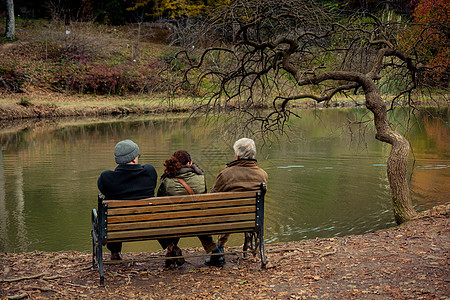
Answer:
[{"left": 0, "top": 108, "right": 448, "bottom": 253}]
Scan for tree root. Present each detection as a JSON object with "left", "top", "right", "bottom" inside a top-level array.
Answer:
[
  {"left": 6, "top": 293, "right": 28, "bottom": 300},
  {"left": 1, "top": 273, "right": 66, "bottom": 283},
  {"left": 5, "top": 285, "right": 62, "bottom": 299},
  {"left": 1, "top": 273, "right": 46, "bottom": 282},
  {"left": 0, "top": 76, "right": 11, "bottom": 91},
  {"left": 23, "top": 285, "right": 59, "bottom": 293}
]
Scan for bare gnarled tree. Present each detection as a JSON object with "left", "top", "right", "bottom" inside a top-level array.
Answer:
[{"left": 174, "top": 0, "right": 448, "bottom": 224}]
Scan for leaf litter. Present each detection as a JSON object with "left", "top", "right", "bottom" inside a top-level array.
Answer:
[{"left": 0, "top": 207, "right": 448, "bottom": 299}]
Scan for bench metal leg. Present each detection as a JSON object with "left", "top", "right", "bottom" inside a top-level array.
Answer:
[
  {"left": 243, "top": 231, "right": 266, "bottom": 267},
  {"left": 91, "top": 209, "right": 98, "bottom": 269},
  {"left": 98, "top": 242, "right": 104, "bottom": 285},
  {"left": 256, "top": 183, "right": 267, "bottom": 268},
  {"left": 243, "top": 232, "right": 258, "bottom": 257},
  {"left": 91, "top": 229, "right": 96, "bottom": 269},
  {"left": 92, "top": 208, "right": 105, "bottom": 285},
  {"left": 258, "top": 228, "right": 267, "bottom": 268},
  {"left": 243, "top": 232, "right": 252, "bottom": 259}
]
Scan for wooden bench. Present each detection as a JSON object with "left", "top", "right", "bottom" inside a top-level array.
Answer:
[{"left": 91, "top": 183, "right": 267, "bottom": 284}]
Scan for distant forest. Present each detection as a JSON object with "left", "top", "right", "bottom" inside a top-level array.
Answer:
[{"left": 3, "top": 0, "right": 414, "bottom": 25}]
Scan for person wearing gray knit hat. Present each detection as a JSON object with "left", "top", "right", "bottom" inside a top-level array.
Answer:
[
  {"left": 98, "top": 139, "right": 158, "bottom": 261},
  {"left": 114, "top": 139, "right": 139, "bottom": 164}
]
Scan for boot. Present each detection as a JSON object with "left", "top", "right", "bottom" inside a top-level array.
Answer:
[
  {"left": 205, "top": 245, "right": 225, "bottom": 267},
  {"left": 165, "top": 250, "right": 176, "bottom": 268},
  {"left": 165, "top": 243, "right": 176, "bottom": 268},
  {"left": 173, "top": 246, "right": 185, "bottom": 266},
  {"left": 110, "top": 252, "right": 122, "bottom": 260}
]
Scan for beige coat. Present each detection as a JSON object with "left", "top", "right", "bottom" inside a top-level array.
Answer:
[{"left": 210, "top": 159, "right": 268, "bottom": 192}]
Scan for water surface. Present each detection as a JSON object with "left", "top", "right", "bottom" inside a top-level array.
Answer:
[{"left": 0, "top": 108, "right": 448, "bottom": 252}]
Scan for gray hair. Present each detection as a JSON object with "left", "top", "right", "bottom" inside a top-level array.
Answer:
[{"left": 233, "top": 138, "right": 256, "bottom": 159}]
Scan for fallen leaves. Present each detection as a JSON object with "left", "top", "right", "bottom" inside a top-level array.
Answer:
[
  {"left": 0, "top": 214, "right": 449, "bottom": 299},
  {"left": 303, "top": 275, "right": 321, "bottom": 281}
]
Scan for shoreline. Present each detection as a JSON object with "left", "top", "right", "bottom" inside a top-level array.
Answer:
[{"left": 0, "top": 92, "right": 447, "bottom": 121}]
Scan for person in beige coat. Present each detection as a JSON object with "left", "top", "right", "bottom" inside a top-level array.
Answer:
[{"left": 207, "top": 138, "right": 268, "bottom": 266}]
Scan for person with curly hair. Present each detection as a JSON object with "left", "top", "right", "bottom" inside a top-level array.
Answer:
[{"left": 157, "top": 150, "right": 217, "bottom": 268}]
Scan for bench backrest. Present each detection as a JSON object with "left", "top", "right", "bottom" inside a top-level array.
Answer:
[{"left": 99, "top": 191, "right": 263, "bottom": 244}]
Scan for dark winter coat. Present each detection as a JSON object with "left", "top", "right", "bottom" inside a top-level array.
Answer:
[{"left": 97, "top": 163, "right": 157, "bottom": 200}]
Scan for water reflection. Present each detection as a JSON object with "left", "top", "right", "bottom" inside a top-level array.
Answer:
[{"left": 0, "top": 108, "right": 448, "bottom": 253}]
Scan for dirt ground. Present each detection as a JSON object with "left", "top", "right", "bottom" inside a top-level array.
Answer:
[{"left": 1, "top": 207, "right": 449, "bottom": 300}]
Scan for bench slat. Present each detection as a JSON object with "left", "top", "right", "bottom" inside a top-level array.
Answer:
[
  {"left": 107, "top": 205, "right": 256, "bottom": 224},
  {"left": 107, "top": 198, "right": 255, "bottom": 216},
  {"left": 108, "top": 213, "right": 255, "bottom": 232},
  {"left": 104, "top": 191, "right": 256, "bottom": 208},
  {"left": 107, "top": 221, "right": 256, "bottom": 241}
]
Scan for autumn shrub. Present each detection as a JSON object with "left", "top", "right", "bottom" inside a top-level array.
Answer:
[
  {"left": 53, "top": 63, "right": 121, "bottom": 94},
  {"left": 53, "top": 58, "right": 163, "bottom": 95},
  {"left": 0, "top": 67, "right": 29, "bottom": 93},
  {"left": 41, "top": 25, "right": 118, "bottom": 65},
  {"left": 399, "top": 0, "right": 449, "bottom": 87},
  {"left": 122, "top": 59, "right": 165, "bottom": 94}
]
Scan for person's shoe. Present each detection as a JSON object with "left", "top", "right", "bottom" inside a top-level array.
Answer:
[
  {"left": 205, "top": 255, "right": 225, "bottom": 267},
  {"left": 173, "top": 246, "right": 185, "bottom": 266},
  {"left": 110, "top": 252, "right": 122, "bottom": 260},
  {"left": 205, "top": 246, "right": 225, "bottom": 267}
]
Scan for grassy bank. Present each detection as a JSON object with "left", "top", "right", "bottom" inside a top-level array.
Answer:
[
  {"left": 1, "top": 91, "right": 448, "bottom": 121},
  {"left": 0, "top": 92, "right": 201, "bottom": 120}
]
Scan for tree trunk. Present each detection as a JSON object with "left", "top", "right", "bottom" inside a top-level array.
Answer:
[
  {"left": 5, "top": 0, "right": 15, "bottom": 40},
  {"left": 362, "top": 78, "right": 418, "bottom": 224}
]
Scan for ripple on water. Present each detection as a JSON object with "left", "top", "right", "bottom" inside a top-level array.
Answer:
[
  {"left": 277, "top": 165, "right": 305, "bottom": 169},
  {"left": 416, "top": 165, "right": 450, "bottom": 170}
]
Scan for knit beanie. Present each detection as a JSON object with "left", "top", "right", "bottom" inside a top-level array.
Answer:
[{"left": 114, "top": 140, "right": 139, "bottom": 164}]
